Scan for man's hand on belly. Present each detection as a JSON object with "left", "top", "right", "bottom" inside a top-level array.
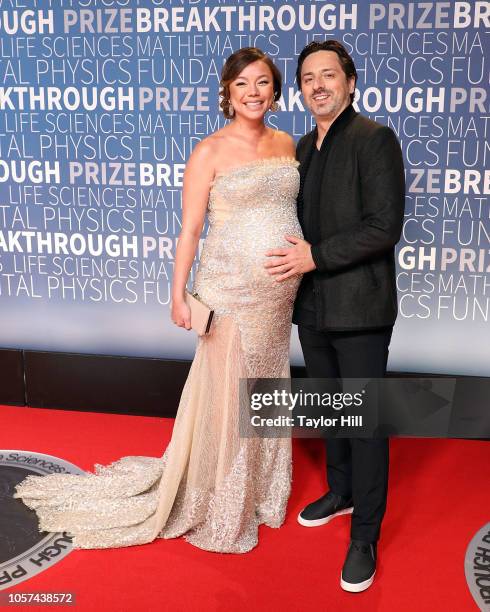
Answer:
[{"left": 264, "top": 235, "right": 316, "bottom": 281}]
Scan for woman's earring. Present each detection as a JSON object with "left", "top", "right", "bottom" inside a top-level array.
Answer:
[
  {"left": 228, "top": 102, "right": 235, "bottom": 117},
  {"left": 270, "top": 99, "right": 279, "bottom": 112}
]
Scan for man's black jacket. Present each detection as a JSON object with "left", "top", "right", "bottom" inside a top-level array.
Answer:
[{"left": 293, "top": 106, "right": 405, "bottom": 331}]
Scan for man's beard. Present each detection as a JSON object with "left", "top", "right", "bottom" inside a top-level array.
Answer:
[{"left": 311, "top": 90, "right": 339, "bottom": 116}]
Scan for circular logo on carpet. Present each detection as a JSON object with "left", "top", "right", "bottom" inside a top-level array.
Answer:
[
  {"left": 0, "top": 450, "right": 84, "bottom": 591},
  {"left": 465, "top": 522, "right": 490, "bottom": 610}
]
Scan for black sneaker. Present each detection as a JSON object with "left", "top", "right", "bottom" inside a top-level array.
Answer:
[
  {"left": 297, "top": 491, "right": 353, "bottom": 527},
  {"left": 340, "top": 540, "right": 377, "bottom": 593}
]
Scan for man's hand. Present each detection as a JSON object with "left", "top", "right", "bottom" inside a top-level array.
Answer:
[{"left": 264, "top": 235, "right": 316, "bottom": 281}]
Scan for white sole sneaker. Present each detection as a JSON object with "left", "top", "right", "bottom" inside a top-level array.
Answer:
[
  {"left": 340, "top": 570, "right": 376, "bottom": 593},
  {"left": 297, "top": 506, "right": 353, "bottom": 527}
]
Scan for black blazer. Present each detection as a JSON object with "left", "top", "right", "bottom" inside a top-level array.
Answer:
[{"left": 294, "top": 107, "right": 405, "bottom": 331}]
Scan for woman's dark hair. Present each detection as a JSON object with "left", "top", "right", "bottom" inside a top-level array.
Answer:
[
  {"left": 220, "top": 47, "right": 282, "bottom": 120},
  {"left": 296, "top": 40, "right": 357, "bottom": 102}
]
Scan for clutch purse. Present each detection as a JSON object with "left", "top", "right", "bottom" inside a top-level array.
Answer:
[{"left": 184, "top": 291, "right": 214, "bottom": 335}]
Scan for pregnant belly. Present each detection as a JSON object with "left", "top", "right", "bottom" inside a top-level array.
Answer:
[{"left": 194, "top": 212, "right": 302, "bottom": 312}]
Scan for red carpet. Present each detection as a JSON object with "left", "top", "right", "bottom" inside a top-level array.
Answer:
[{"left": 1, "top": 404, "right": 488, "bottom": 611}]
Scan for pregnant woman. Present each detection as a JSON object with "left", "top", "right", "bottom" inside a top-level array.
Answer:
[{"left": 14, "top": 47, "right": 303, "bottom": 553}]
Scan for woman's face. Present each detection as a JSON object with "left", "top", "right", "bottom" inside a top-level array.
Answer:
[{"left": 228, "top": 60, "right": 275, "bottom": 120}]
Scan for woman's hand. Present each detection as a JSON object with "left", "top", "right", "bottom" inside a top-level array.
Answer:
[{"left": 171, "top": 298, "right": 192, "bottom": 330}]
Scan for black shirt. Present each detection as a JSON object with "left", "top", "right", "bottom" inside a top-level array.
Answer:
[
  {"left": 294, "top": 146, "right": 322, "bottom": 326},
  {"left": 294, "top": 104, "right": 358, "bottom": 328}
]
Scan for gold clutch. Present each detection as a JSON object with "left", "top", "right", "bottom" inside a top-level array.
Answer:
[{"left": 184, "top": 291, "right": 214, "bottom": 335}]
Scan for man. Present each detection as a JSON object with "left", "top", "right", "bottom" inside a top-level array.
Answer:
[{"left": 265, "top": 41, "right": 405, "bottom": 592}]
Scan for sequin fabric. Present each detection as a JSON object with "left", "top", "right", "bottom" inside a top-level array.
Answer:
[{"left": 14, "top": 157, "right": 303, "bottom": 553}]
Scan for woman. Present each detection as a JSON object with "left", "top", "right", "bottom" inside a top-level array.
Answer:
[{"left": 14, "top": 48, "right": 303, "bottom": 553}]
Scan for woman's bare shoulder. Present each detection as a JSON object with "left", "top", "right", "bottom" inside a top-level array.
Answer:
[
  {"left": 187, "top": 128, "right": 232, "bottom": 167},
  {"left": 269, "top": 128, "right": 296, "bottom": 156}
]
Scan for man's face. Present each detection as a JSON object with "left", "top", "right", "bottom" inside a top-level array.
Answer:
[{"left": 300, "top": 50, "right": 355, "bottom": 121}]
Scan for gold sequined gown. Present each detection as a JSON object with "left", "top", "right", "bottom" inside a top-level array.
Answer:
[{"left": 14, "top": 157, "right": 302, "bottom": 553}]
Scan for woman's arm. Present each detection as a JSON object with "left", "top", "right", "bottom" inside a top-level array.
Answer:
[{"left": 171, "top": 140, "right": 215, "bottom": 329}]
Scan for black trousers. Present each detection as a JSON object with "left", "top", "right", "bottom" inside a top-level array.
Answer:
[{"left": 298, "top": 324, "right": 393, "bottom": 543}]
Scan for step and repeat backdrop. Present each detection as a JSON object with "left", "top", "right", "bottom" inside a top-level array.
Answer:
[{"left": 0, "top": 1, "right": 488, "bottom": 375}]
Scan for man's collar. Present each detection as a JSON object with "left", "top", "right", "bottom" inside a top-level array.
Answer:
[{"left": 314, "top": 103, "right": 357, "bottom": 147}]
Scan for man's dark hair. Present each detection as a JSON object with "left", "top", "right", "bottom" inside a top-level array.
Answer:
[{"left": 296, "top": 40, "right": 357, "bottom": 102}]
